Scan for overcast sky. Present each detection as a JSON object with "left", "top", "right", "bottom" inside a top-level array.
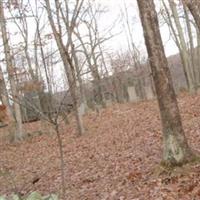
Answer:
[
  {"left": 97, "top": 0, "right": 178, "bottom": 56},
  {"left": 4, "top": 0, "right": 179, "bottom": 58},
  {"left": 1, "top": 0, "right": 181, "bottom": 92}
]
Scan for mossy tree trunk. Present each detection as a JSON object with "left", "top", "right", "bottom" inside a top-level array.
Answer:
[{"left": 137, "top": 0, "right": 195, "bottom": 166}]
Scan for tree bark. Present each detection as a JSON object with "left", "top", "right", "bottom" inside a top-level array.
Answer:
[
  {"left": 183, "top": 0, "right": 200, "bottom": 32},
  {"left": 0, "top": 65, "right": 13, "bottom": 120},
  {"left": 74, "top": 29, "right": 105, "bottom": 107},
  {"left": 161, "top": 0, "right": 190, "bottom": 90},
  {"left": 0, "top": 1, "right": 23, "bottom": 141},
  {"left": 169, "top": 0, "right": 195, "bottom": 93},
  {"left": 137, "top": 0, "right": 195, "bottom": 166},
  {"left": 45, "top": 0, "right": 84, "bottom": 136},
  {"left": 72, "top": 44, "right": 87, "bottom": 112}
]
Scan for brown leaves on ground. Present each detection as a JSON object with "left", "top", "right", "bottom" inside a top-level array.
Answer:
[{"left": 1, "top": 94, "right": 200, "bottom": 199}]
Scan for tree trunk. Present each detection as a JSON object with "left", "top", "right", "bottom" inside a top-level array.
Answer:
[
  {"left": 183, "top": 6, "right": 198, "bottom": 90},
  {"left": 196, "top": 29, "right": 200, "bottom": 86},
  {"left": 45, "top": 0, "right": 84, "bottom": 136},
  {"left": 183, "top": 0, "right": 200, "bottom": 32},
  {"left": 161, "top": 0, "right": 190, "bottom": 90},
  {"left": 0, "top": 1, "right": 23, "bottom": 141},
  {"left": 74, "top": 29, "right": 105, "bottom": 107},
  {"left": 0, "top": 65, "right": 14, "bottom": 124},
  {"left": 72, "top": 45, "right": 88, "bottom": 115},
  {"left": 137, "top": 0, "right": 195, "bottom": 166},
  {"left": 169, "top": 0, "right": 195, "bottom": 93}
]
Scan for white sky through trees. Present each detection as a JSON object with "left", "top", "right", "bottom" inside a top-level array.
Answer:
[
  {"left": 0, "top": 0, "right": 183, "bottom": 92},
  {"left": 3, "top": 0, "right": 179, "bottom": 56},
  {"left": 97, "top": 0, "right": 179, "bottom": 56}
]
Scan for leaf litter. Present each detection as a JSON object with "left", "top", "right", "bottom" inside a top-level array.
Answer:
[{"left": 0, "top": 94, "right": 200, "bottom": 199}]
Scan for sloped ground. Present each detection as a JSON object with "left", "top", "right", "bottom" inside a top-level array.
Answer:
[{"left": 1, "top": 94, "right": 200, "bottom": 199}]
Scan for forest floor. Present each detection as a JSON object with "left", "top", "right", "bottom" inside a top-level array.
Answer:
[{"left": 1, "top": 93, "right": 200, "bottom": 199}]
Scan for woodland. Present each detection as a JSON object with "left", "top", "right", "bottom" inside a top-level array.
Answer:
[{"left": 0, "top": 0, "right": 200, "bottom": 199}]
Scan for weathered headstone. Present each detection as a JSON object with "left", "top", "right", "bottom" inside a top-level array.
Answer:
[
  {"left": 105, "top": 99, "right": 112, "bottom": 107},
  {"left": 127, "top": 86, "right": 139, "bottom": 102},
  {"left": 197, "top": 88, "right": 200, "bottom": 95},
  {"left": 145, "top": 85, "right": 154, "bottom": 100},
  {"left": 78, "top": 102, "right": 87, "bottom": 116}
]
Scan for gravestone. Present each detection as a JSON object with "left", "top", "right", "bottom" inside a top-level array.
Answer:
[
  {"left": 105, "top": 99, "right": 112, "bottom": 107},
  {"left": 78, "top": 102, "right": 87, "bottom": 116},
  {"left": 127, "top": 86, "right": 139, "bottom": 102},
  {"left": 145, "top": 85, "right": 154, "bottom": 100}
]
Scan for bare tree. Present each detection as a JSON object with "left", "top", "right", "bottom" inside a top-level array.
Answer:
[
  {"left": 169, "top": 0, "right": 195, "bottom": 92},
  {"left": 0, "top": 65, "right": 15, "bottom": 130},
  {"left": 44, "top": 0, "right": 84, "bottom": 136},
  {"left": 183, "top": 0, "right": 200, "bottom": 32},
  {"left": 137, "top": 0, "right": 196, "bottom": 166},
  {"left": 73, "top": 3, "right": 109, "bottom": 107},
  {"left": 183, "top": 5, "right": 200, "bottom": 89},
  {"left": 161, "top": 0, "right": 195, "bottom": 92},
  {"left": 0, "top": 0, "right": 23, "bottom": 141}
]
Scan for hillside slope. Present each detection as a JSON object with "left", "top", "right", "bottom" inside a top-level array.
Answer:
[{"left": 1, "top": 94, "right": 200, "bottom": 199}]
